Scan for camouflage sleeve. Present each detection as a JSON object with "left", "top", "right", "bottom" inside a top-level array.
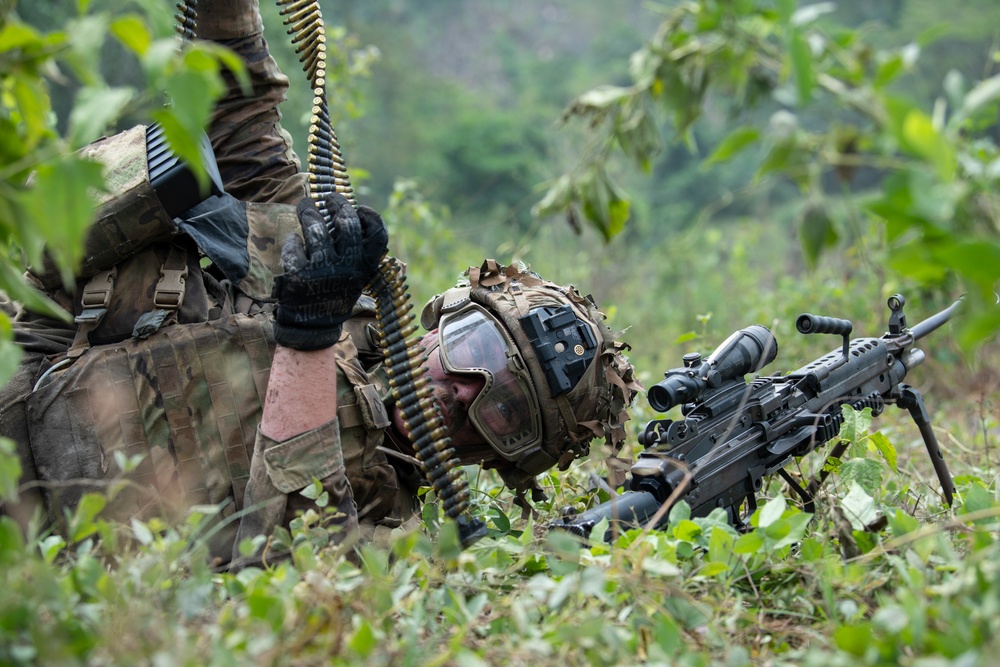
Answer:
[
  {"left": 233, "top": 416, "right": 358, "bottom": 561},
  {"left": 201, "top": 0, "right": 309, "bottom": 206}
]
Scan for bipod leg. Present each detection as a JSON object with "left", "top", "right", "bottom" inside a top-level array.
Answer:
[
  {"left": 898, "top": 384, "right": 955, "bottom": 506},
  {"left": 777, "top": 468, "right": 815, "bottom": 514}
]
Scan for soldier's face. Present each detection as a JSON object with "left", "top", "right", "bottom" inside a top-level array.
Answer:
[{"left": 390, "top": 332, "right": 487, "bottom": 450}]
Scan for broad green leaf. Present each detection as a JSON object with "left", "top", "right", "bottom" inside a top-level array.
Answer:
[
  {"left": 838, "top": 458, "right": 883, "bottom": 497},
  {"left": 708, "top": 523, "right": 734, "bottom": 563},
  {"left": 700, "top": 561, "right": 728, "bottom": 577},
  {"left": 791, "top": 4, "right": 835, "bottom": 26},
  {"left": 69, "top": 86, "right": 134, "bottom": 147},
  {"left": 841, "top": 482, "right": 877, "bottom": 531},
  {"left": 886, "top": 508, "right": 919, "bottom": 538},
  {"left": 0, "top": 437, "right": 22, "bottom": 502},
  {"left": 573, "top": 85, "right": 633, "bottom": 110},
  {"left": 938, "top": 240, "right": 1000, "bottom": 297},
  {"left": 703, "top": 127, "right": 759, "bottom": 167},
  {"left": 641, "top": 558, "right": 682, "bottom": 577},
  {"left": 796, "top": 200, "right": 838, "bottom": 269},
  {"left": 961, "top": 484, "right": 993, "bottom": 518},
  {"left": 772, "top": 513, "right": 812, "bottom": 550},
  {"left": 0, "top": 261, "right": 72, "bottom": 323},
  {"left": 834, "top": 622, "right": 873, "bottom": 657},
  {"left": 673, "top": 519, "right": 702, "bottom": 542},
  {"left": 0, "top": 517, "right": 25, "bottom": 562},
  {"left": 732, "top": 531, "right": 763, "bottom": 555},
  {"left": 901, "top": 110, "right": 956, "bottom": 181},
  {"left": 131, "top": 518, "right": 154, "bottom": 546},
  {"left": 756, "top": 495, "right": 786, "bottom": 529},
  {"left": 799, "top": 537, "right": 825, "bottom": 561},
  {"left": 38, "top": 534, "right": 66, "bottom": 564},
  {"left": 18, "top": 155, "right": 105, "bottom": 287},
  {"left": 764, "top": 518, "right": 791, "bottom": 542},
  {"left": 775, "top": 0, "right": 796, "bottom": 23},
  {"left": 788, "top": 29, "right": 814, "bottom": 104},
  {"left": 960, "top": 73, "right": 1000, "bottom": 122},
  {"left": 839, "top": 406, "right": 872, "bottom": 455},
  {"left": 68, "top": 492, "right": 107, "bottom": 542},
  {"left": 0, "top": 21, "right": 43, "bottom": 53},
  {"left": 11, "top": 73, "right": 50, "bottom": 149},
  {"left": 0, "top": 336, "right": 21, "bottom": 389},
  {"left": 111, "top": 16, "right": 151, "bottom": 56},
  {"left": 869, "top": 432, "right": 897, "bottom": 472}
]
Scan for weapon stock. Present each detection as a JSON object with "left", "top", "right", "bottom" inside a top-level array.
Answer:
[{"left": 551, "top": 295, "right": 962, "bottom": 542}]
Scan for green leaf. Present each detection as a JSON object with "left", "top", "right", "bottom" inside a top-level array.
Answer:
[
  {"left": 0, "top": 517, "right": 25, "bottom": 563},
  {"left": 673, "top": 519, "right": 702, "bottom": 542},
  {"left": 901, "top": 109, "right": 956, "bottom": 181},
  {"left": 68, "top": 493, "right": 107, "bottom": 542},
  {"left": 797, "top": 201, "right": 838, "bottom": 269},
  {"left": 733, "top": 531, "right": 763, "bottom": 555},
  {"left": 700, "top": 561, "right": 729, "bottom": 577},
  {"left": 708, "top": 523, "right": 734, "bottom": 563},
  {"left": 772, "top": 513, "right": 812, "bottom": 550},
  {"left": 69, "top": 86, "right": 134, "bottom": 147},
  {"left": 838, "top": 458, "right": 883, "bottom": 497},
  {"left": 838, "top": 405, "right": 872, "bottom": 456},
  {"left": 757, "top": 495, "right": 786, "bottom": 529},
  {"left": 18, "top": 154, "right": 106, "bottom": 285},
  {"left": 834, "top": 622, "right": 872, "bottom": 657},
  {"left": 764, "top": 518, "right": 791, "bottom": 542},
  {"left": 0, "top": 437, "right": 22, "bottom": 502},
  {"left": 887, "top": 508, "right": 919, "bottom": 538},
  {"left": 799, "top": 537, "right": 825, "bottom": 561},
  {"left": 0, "top": 261, "right": 71, "bottom": 323},
  {"left": 959, "top": 73, "right": 1000, "bottom": 122},
  {"left": 131, "top": 518, "right": 154, "bottom": 546},
  {"left": 841, "top": 482, "right": 878, "bottom": 531},
  {"left": 10, "top": 72, "right": 51, "bottom": 148},
  {"left": 38, "top": 534, "right": 66, "bottom": 564},
  {"left": 348, "top": 618, "right": 377, "bottom": 657},
  {"left": 869, "top": 432, "right": 897, "bottom": 472},
  {"left": 961, "top": 484, "right": 994, "bottom": 518},
  {"left": 0, "top": 339, "right": 21, "bottom": 401},
  {"left": 703, "top": 128, "right": 759, "bottom": 166},
  {"left": 788, "top": 29, "right": 814, "bottom": 104},
  {"left": 110, "top": 16, "right": 151, "bottom": 55}
]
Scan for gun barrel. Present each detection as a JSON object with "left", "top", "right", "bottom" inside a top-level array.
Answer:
[
  {"left": 551, "top": 490, "right": 664, "bottom": 540},
  {"left": 909, "top": 299, "right": 963, "bottom": 341}
]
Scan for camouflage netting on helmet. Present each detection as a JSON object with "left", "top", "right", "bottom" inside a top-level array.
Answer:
[{"left": 421, "top": 259, "right": 641, "bottom": 495}]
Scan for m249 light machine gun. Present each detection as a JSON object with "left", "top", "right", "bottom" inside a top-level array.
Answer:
[{"left": 551, "top": 295, "right": 963, "bottom": 541}]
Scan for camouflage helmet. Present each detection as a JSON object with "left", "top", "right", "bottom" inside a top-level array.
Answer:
[{"left": 420, "top": 259, "right": 640, "bottom": 490}]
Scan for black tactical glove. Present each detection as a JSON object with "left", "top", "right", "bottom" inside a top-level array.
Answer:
[{"left": 272, "top": 193, "right": 388, "bottom": 351}]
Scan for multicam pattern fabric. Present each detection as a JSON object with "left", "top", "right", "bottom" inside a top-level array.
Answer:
[
  {"left": 26, "top": 126, "right": 181, "bottom": 291},
  {"left": 2, "top": 2, "right": 414, "bottom": 562}
]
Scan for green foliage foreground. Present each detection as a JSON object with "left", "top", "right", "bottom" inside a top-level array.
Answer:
[{"left": 3, "top": 407, "right": 1000, "bottom": 666}]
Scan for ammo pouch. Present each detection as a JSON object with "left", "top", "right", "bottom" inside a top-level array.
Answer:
[
  {"left": 27, "top": 124, "right": 223, "bottom": 291},
  {"left": 26, "top": 312, "right": 275, "bottom": 525}
]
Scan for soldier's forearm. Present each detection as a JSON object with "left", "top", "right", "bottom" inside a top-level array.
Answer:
[{"left": 260, "top": 344, "right": 339, "bottom": 442}]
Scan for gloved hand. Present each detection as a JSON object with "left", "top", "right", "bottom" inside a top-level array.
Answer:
[{"left": 272, "top": 193, "right": 388, "bottom": 351}]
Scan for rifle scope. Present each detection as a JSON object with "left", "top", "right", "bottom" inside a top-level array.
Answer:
[{"left": 647, "top": 325, "right": 777, "bottom": 413}]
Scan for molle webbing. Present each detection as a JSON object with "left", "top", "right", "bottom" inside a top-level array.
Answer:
[{"left": 27, "top": 313, "right": 274, "bottom": 521}]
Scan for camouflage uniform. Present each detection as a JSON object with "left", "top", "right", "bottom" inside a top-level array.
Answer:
[{"left": 0, "top": 0, "right": 414, "bottom": 563}]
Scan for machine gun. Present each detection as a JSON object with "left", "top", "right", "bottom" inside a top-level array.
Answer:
[{"left": 551, "top": 295, "right": 963, "bottom": 541}]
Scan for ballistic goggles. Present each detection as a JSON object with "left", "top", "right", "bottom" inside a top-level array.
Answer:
[{"left": 437, "top": 304, "right": 543, "bottom": 460}]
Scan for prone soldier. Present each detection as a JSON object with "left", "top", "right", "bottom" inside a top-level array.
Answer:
[{"left": 0, "top": 0, "right": 640, "bottom": 565}]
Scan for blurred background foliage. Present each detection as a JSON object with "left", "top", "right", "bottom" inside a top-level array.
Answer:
[{"left": 5, "top": 0, "right": 999, "bottom": 384}]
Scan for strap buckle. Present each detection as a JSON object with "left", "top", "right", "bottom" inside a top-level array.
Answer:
[
  {"left": 74, "top": 268, "right": 116, "bottom": 325},
  {"left": 154, "top": 265, "right": 189, "bottom": 310}
]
